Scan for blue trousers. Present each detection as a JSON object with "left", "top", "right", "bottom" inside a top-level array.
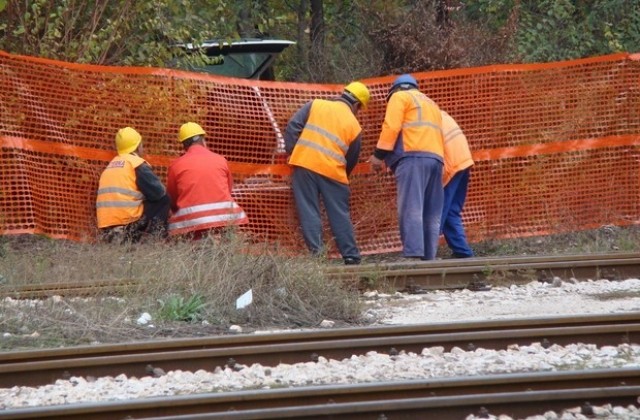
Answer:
[
  {"left": 441, "top": 168, "right": 474, "bottom": 257},
  {"left": 292, "top": 167, "right": 360, "bottom": 260},
  {"left": 395, "top": 157, "right": 443, "bottom": 260}
]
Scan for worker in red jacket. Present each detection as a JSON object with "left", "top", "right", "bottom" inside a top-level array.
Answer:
[{"left": 167, "top": 122, "right": 248, "bottom": 239}]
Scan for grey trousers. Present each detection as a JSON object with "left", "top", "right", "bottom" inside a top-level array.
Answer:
[
  {"left": 292, "top": 167, "right": 360, "bottom": 260},
  {"left": 394, "top": 156, "right": 443, "bottom": 259}
]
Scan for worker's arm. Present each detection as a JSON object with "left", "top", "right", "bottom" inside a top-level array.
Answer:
[
  {"left": 369, "top": 94, "right": 408, "bottom": 171},
  {"left": 284, "top": 101, "right": 312, "bottom": 155},
  {"left": 136, "top": 164, "right": 167, "bottom": 202},
  {"left": 376, "top": 93, "right": 406, "bottom": 151},
  {"left": 345, "top": 133, "right": 362, "bottom": 176},
  {"left": 166, "top": 165, "right": 178, "bottom": 213}
]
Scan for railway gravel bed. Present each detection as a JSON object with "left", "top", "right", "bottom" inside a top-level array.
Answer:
[
  {"left": 2, "top": 254, "right": 640, "bottom": 418},
  {"left": 1, "top": 313, "right": 640, "bottom": 417},
  {"left": 1, "top": 342, "right": 639, "bottom": 418},
  {"left": 1, "top": 312, "right": 638, "bottom": 388},
  {"left": 0, "top": 369, "right": 638, "bottom": 419}
]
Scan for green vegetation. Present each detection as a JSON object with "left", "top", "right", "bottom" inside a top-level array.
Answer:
[
  {"left": 1, "top": 1, "right": 638, "bottom": 82},
  {"left": 158, "top": 293, "right": 207, "bottom": 322}
]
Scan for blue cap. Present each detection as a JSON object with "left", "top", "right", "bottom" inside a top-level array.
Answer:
[
  {"left": 387, "top": 74, "right": 418, "bottom": 101},
  {"left": 392, "top": 74, "right": 418, "bottom": 89}
]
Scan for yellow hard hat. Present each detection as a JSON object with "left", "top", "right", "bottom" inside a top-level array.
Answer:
[
  {"left": 115, "top": 127, "right": 142, "bottom": 155},
  {"left": 178, "top": 122, "right": 206, "bottom": 143},
  {"left": 344, "top": 81, "right": 371, "bottom": 109}
]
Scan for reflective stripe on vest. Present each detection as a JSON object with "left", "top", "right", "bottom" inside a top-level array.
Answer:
[
  {"left": 96, "top": 186, "right": 144, "bottom": 209},
  {"left": 443, "top": 126, "right": 464, "bottom": 144},
  {"left": 402, "top": 91, "right": 443, "bottom": 135},
  {"left": 288, "top": 99, "right": 360, "bottom": 184},
  {"left": 96, "top": 187, "right": 144, "bottom": 199},
  {"left": 96, "top": 154, "right": 145, "bottom": 228},
  {"left": 296, "top": 138, "right": 347, "bottom": 165},
  {"left": 168, "top": 201, "right": 248, "bottom": 234}
]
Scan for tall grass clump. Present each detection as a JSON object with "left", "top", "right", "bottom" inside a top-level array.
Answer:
[
  {"left": 129, "top": 233, "right": 363, "bottom": 328},
  {"left": 0, "top": 233, "right": 363, "bottom": 348}
]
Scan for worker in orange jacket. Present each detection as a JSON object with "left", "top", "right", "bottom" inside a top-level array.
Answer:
[
  {"left": 370, "top": 74, "right": 444, "bottom": 260},
  {"left": 441, "top": 110, "right": 474, "bottom": 258},
  {"left": 167, "top": 122, "right": 248, "bottom": 239},
  {"left": 284, "top": 82, "right": 370, "bottom": 265},
  {"left": 96, "top": 127, "right": 170, "bottom": 243}
]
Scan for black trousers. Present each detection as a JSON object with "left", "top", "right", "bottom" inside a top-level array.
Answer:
[
  {"left": 101, "top": 195, "right": 170, "bottom": 243},
  {"left": 140, "top": 195, "right": 171, "bottom": 237}
]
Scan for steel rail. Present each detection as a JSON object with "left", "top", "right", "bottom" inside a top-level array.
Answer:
[
  {"left": 329, "top": 252, "right": 640, "bottom": 291},
  {"left": 0, "top": 368, "right": 637, "bottom": 419},
  {"left": 2, "top": 312, "right": 638, "bottom": 364},
  {"left": 140, "top": 386, "right": 640, "bottom": 420},
  {"left": 1, "top": 313, "right": 639, "bottom": 388},
  {"left": 1, "top": 252, "right": 639, "bottom": 299},
  {"left": 0, "top": 279, "right": 136, "bottom": 299}
]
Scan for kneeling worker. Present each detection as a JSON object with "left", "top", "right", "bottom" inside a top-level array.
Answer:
[
  {"left": 96, "top": 127, "right": 170, "bottom": 242},
  {"left": 167, "top": 122, "right": 248, "bottom": 239}
]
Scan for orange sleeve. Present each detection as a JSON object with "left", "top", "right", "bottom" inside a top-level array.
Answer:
[{"left": 376, "top": 94, "right": 407, "bottom": 151}]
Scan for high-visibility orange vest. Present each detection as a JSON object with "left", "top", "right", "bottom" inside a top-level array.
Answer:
[
  {"left": 288, "top": 99, "right": 361, "bottom": 184},
  {"left": 377, "top": 89, "right": 444, "bottom": 168},
  {"left": 167, "top": 145, "right": 248, "bottom": 236},
  {"left": 96, "top": 154, "right": 145, "bottom": 228},
  {"left": 441, "top": 110, "right": 474, "bottom": 186}
]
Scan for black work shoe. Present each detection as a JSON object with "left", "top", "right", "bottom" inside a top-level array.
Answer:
[
  {"left": 453, "top": 253, "right": 474, "bottom": 258},
  {"left": 343, "top": 257, "right": 361, "bottom": 265}
]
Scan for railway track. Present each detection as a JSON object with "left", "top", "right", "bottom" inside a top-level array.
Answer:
[
  {"left": 1, "top": 312, "right": 638, "bottom": 389},
  {"left": 329, "top": 251, "right": 640, "bottom": 292},
  {"left": 1, "top": 252, "right": 639, "bottom": 299},
  {"left": 1, "top": 253, "right": 639, "bottom": 418},
  {"left": 1, "top": 313, "right": 639, "bottom": 418},
  {"left": 1, "top": 368, "right": 638, "bottom": 419}
]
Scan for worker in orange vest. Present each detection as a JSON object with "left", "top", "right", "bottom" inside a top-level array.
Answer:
[
  {"left": 284, "top": 82, "right": 370, "bottom": 265},
  {"left": 96, "top": 127, "right": 170, "bottom": 243},
  {"left": 441, "top": 110, "right": 474, "bottom": 258},
  {"left": 370, "top": 74, "right": 444, "bottom": 260},
  {"left": 167, "top": 122, "right": 248, "bottom": 239}
]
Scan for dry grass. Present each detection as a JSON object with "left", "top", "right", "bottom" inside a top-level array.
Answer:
[
  {"left": 0, "top": 233, "right": 362, "bottom": 349},
  {"left": 467, "top": 224, "right": 640, "bottom": 258},
  {"left": 1, "top": 224, "right": 639, "bottom": 350}
]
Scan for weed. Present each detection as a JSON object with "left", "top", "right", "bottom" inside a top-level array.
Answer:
[{"left": 157, "top": 294, "right": 206, "bottom": 322}]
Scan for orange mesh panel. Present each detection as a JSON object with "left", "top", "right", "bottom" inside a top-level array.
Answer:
[{"left": 1, "top": 50, "right": 639, "bottom": 255}]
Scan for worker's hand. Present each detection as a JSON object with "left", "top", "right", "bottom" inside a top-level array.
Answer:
[{"left": 369, "top": 155, "right": 385, "bottom": 172}]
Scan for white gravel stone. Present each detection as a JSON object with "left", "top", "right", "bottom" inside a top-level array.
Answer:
[
  {"left": 229, "top": 325, "right": 243, "bottom": 333},
  {"left": 319, "top": 319, "right": 335, "bottom": 328},
  {"left": 135, "top": 312, "right": 152, "bottom": 325},
  {"left": 367, "top": 278, "right": 640, "bottom": 324}
]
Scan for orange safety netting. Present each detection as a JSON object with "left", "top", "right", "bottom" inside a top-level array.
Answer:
[{"left": 1, "top": 50, "right": 639, "bottom": 255}]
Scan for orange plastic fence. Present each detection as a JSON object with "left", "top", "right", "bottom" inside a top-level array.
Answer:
[{"left": 1, "top": 50, "right": 639, "bottom": 255}]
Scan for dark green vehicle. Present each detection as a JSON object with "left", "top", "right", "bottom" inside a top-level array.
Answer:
[
  {"left": 172, "top": 38, "right": 296, "bottom": 162},
  {"left": 173, "top": 38, "right": 295, "bottom": 80}
]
